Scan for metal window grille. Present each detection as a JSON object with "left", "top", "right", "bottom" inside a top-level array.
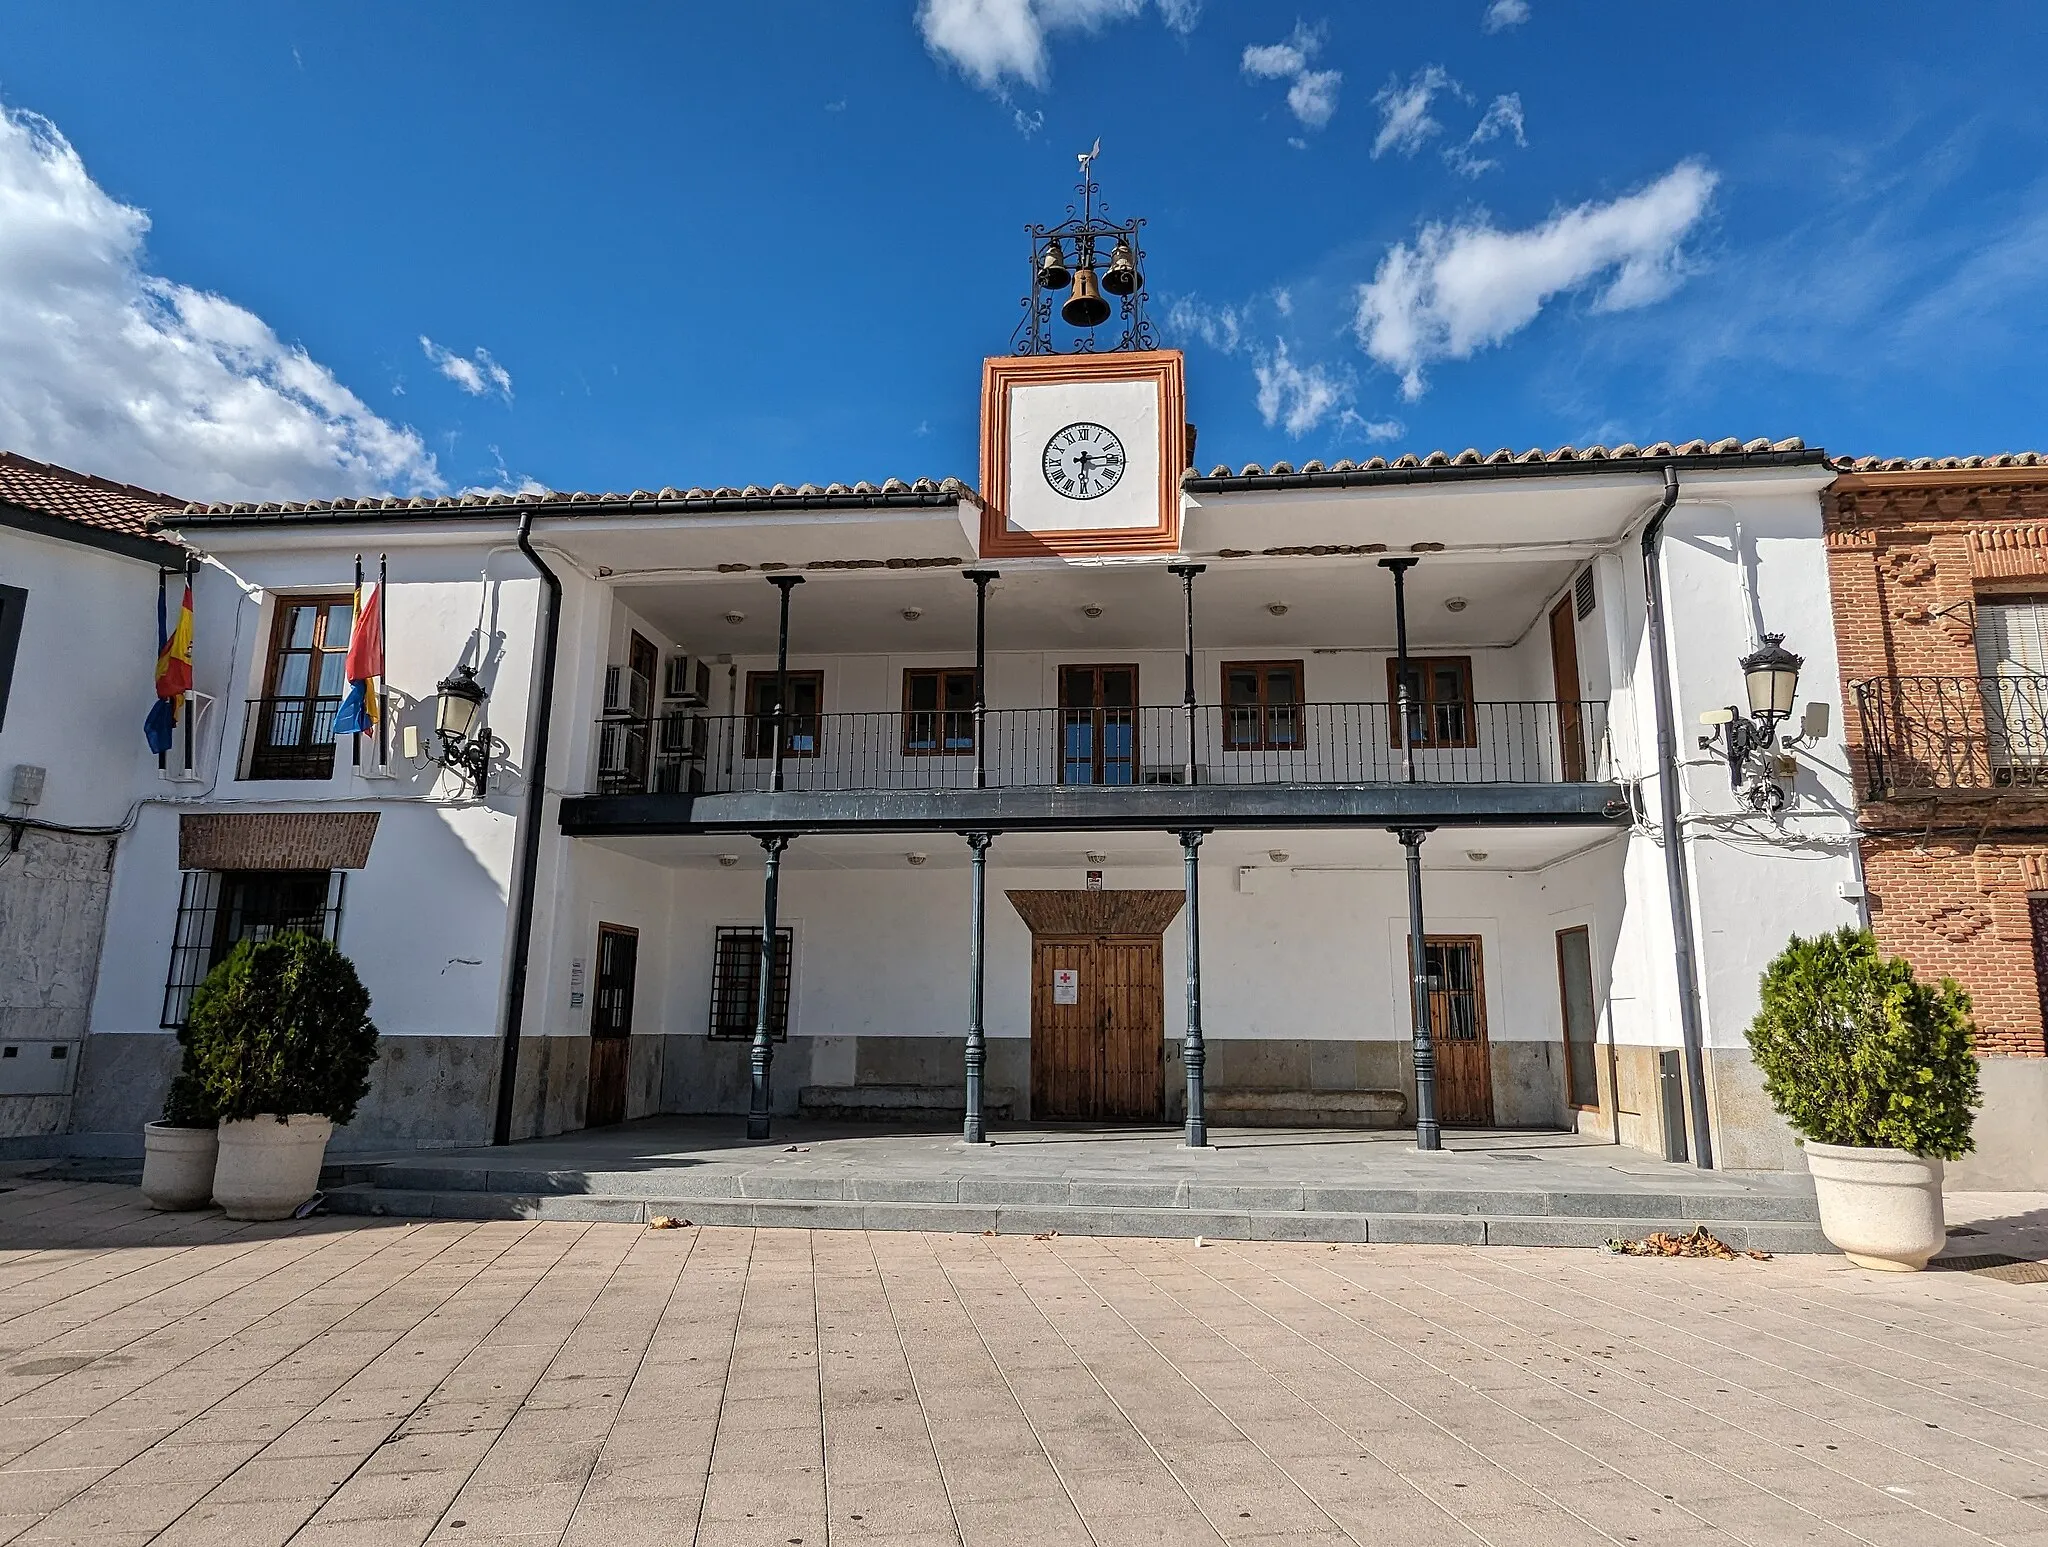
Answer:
[
  {"left": 160, "top": 869, "right": 345, "bottom": 1028},
  {"left": 1573, "top": 566, "right": 1596, "bottom": 620},
  {"left": 708, "top": 926, "right": 792, "bottom": 1040}
]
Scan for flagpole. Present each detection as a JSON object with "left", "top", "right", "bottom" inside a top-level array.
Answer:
[
  {"left": 351, "top": 553, "right": 363, "bottom": 768},
  {"left": 154, "top": 566, "right": 167, "bottom": 773},
  {"left": 181, "top": 557, "right": 196, "bottom": 777},
  {"left": 377, "top": 552, "right": 389, "bottom": 769}
]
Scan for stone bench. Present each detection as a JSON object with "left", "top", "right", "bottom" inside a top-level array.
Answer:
[
  {"left": 798, "top": 1084, "right": 1017, "bottom": 1125},
  {"left": 1203, "top": 1089, "right": 1407, "bottom": 1128}
]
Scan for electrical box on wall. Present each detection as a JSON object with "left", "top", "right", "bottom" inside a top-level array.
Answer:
[
  {"left": 0, "top": 1040, "right": 77, "bottom": 1096},
  {"left": 8, "top": 764, "right": 44, "bottom": 806}
]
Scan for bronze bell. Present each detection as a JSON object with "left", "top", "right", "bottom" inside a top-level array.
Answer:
[
  {"left": 1102, "top": 237, "right": 1141, "bottom": 296},
  {"left": 1035, "top": 240, "right": 1071, "bottom": 291},
  {"left": 1061, "top": 266, "right": 1112, "bottom": 328}
]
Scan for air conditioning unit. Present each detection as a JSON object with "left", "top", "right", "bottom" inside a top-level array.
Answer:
[
  {"left": 657, "top": 710, "right": 707, "bottom": 759},
  {"left": 664, "top": 653, "right": 711, "bottom": 706},
  {"left": 1140, "top": 764, "right": 1207, "bottom": 786},
  {"left": 596, "top": 720, "right": 648, "bottom": 791},
  {"left": 603, "top": 665, "right": 652, "bottom": 720}
]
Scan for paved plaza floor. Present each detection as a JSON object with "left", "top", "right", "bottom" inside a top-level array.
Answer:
[{"left": 2, "top": 1178, "right": 2047, "bottom": 1547}]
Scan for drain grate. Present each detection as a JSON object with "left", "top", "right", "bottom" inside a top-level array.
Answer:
[{"left": 1930, "top": 1254, "right": 2048, "bottom": 1284}]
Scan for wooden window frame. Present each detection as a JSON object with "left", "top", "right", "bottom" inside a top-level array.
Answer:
[
  {"left": 743, "top": 670, "right": 824, "bottom": 760},
  {"left": 248, "top": 593, "right": 354, "bottom": 780},
  {"left": 901, "top": 667, "right": 979, "bottom": 757},
  {"left": 708, "top": 925, "right": 793, "bottom": 1041},
  {"left": 1385, "top": 655, "right": 1476, "bottom": 749},
  {"left": 1057, "top": 663, "right": 1142, "bottom": 786},
  {"left": 1220, "top": 660, "right": 1305, "bottom": 752},
  {"left": 1555, "top": 924, "right": 1601, "bottom": 1110}
]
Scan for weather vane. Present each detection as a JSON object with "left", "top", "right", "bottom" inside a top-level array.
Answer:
[{"left": 1011, "top": 139, "right": 1154, "bottom": 356}]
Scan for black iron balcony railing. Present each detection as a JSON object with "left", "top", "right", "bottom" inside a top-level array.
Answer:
[
  {"left": 1856, "top": 674, "right": 2048, "bottom": 798},
  {"left": 593, "top": 700, "right": 1610, "bottom": 797},
  {"left": 241, "top": 695, "right": 342, "bottom": 780}
]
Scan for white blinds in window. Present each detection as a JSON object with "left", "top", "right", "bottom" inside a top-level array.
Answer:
[{"left": 1976, "top": 600, "right": 2048, "bottom": 676}]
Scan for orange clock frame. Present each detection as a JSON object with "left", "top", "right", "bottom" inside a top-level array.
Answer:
[{"left": 978, "top": 349, "right": 1187, "bottom": 558}]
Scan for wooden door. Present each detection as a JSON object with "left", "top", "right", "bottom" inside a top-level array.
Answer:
[
  {"left": 1058, "top": 665, "right": 1139, "bottom": 785},
  {"left": 1414, "top": 935, "right": 1492, "bottom": 1125},
  {"left": 1549, "top": 595, "right": 1586, "bottom": 781},
  {"left": 1030, "top": 935, "right": 1163, "bottom": 1121},
  {"left": 585, "top": 923, "right": 638, "bottom": 1128}
]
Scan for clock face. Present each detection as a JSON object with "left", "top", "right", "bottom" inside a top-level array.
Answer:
[{"left": 1041, "top": 422, "right": 1126, "bottom": 501}]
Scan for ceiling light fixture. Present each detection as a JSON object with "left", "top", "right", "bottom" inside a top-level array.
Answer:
[
  {"left": 1466, "top": 850, "right": 1488, "bottom": 862},
  {"left": 723, "top": 610, "right": 745, "bottom": 625},
  {"left": 1445, "top": 597, "right": 1468, "bottom": 613},
  {"left": 1086, "top": 851, "right": 1109, "bottom": 865},
  {"left": 1082, "top": 604, "right": 1104, "bottom": 619},
  {"left": 906, "top": 852, "right": 928, "bottom": 866},
  {"left": 901, "top": 607, "right": 924, "bottom": 622},
  {"left": 1267, "top": 603, "right": 1289, "bottom": 617},
  {"left": 717, "top": 853, "right": 740, "bottom": 867},
  {"left": 1268, "top": 850, "right": 1290, "bottom": 864}
]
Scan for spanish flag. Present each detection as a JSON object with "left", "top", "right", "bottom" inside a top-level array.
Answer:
[
  {"left": 332, "top": 580, "right": 383, "bottom": 736},
  {"left": 144, "top": 578, "right": 193, "bottom": 755}
]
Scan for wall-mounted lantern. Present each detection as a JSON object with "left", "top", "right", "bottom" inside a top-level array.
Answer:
[
  {"left": 1698, "top": 634, "right": 1827, "bottom": 812},
  {"left": 400, "top": 664, "right": 506, "bottom": 797}
]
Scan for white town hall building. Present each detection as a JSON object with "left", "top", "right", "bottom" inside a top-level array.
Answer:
[{"left": 0, "top": 182, "right": 1877, "bottom": 1178}]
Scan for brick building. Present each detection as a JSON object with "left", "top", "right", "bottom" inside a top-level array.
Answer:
[{"left": 1826, "top": 453, "right": 2048, "bottom": 1184}]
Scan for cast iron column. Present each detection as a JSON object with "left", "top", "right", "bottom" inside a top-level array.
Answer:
[
  {"left": 746, "top": 833, "right": 790, "bottom": 1141},
  {"left": 1168, "top": 562, "right": 1205, "bottom": 786},
  {"left": 963, "top": 831, "right": 995, "bottom": 1143},
  {"left": 1380, "top": 557, "right": 1418, "bottom": 783},
  {"left": 963, "top": 569, "right": 998, "bottom": 788},
  {"left": 1396, "top": 825, "right": 1440, "bottom": 1151},
  {"left": 767, "top": 574, "right": 803, "bottom": 793},
  {"left": 1180, "top": 827, "right": 1209, "bottom": 1148}
]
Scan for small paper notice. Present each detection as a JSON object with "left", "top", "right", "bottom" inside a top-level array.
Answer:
[{"left": 1053, "top": 968, "right": 1079, "bottom": 1005}]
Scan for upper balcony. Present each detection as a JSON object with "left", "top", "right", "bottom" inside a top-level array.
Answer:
[{"left": 1855, "top": 674, "right": 2048, "bottom": 800}]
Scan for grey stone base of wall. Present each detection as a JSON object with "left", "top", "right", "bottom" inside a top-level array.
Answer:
[
  {"left": 56, "top": 1030, "right": 502, "bottom": 1156},
  {"left": 55, "top": 1030, "right": 1583, "bottom": 1156},
  {"left": 1947, "top": 1057, "right": 2048, "bottom": 1191}
]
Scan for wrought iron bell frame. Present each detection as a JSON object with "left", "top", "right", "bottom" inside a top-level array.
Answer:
[{"left": 1012, "top": 149, "right": 1155, "bottom": 356}]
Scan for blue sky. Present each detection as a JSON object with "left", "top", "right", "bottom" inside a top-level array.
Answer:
[{"left": 2, "top": 1, "right": 2045, "bottom": 503}]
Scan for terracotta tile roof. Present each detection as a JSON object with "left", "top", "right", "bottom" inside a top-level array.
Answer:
[
  {"left": 0, "top": 451, "right": 186, "bottom": 541},
  {"left": 1185, "top": 437, "right": 1816, "bottom": 487},
  {"left": 178, "top": 477, "right": 976, "bottom": 523},
  {"left": 1829, "top": 452, "right": 2047, "bottom": 472}
]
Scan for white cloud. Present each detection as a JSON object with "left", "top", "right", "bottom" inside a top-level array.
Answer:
[
  {"left": 1483, "top": 0, "right": 1530, "bottom": 31},
  {"left": 1372, "top": 65, "right": 1453, "bottom": 159},
  {"left": 1164, "top": 295, "right": 1248, "bottom": 354},
  {"left": 1013, "top": 107, "right": 1045, "bottom": 137},
  {"left": 1354, "top": 159, "right": 1719, "bottom": 398},
  {"left": 1242, "top": 23, "right": 1341, "bottom": 131},
  {"left": 1346, "top": 413, "right": 1406, "bottom": 442},
  {"left": 918, "top": 0, "right": 1194, "bottom": 92},
  {"left": 1444, "top": 92, "right": 1526, "bottom": 177},
  {"left": 1254, "top": 341, "right": 1347, "bottom": 436},
  {"left": 0, "top": 101, "right": 439, "bottom": 502},
  {"left": 420, "top": 336, "right": 513, "bottom": 400}
]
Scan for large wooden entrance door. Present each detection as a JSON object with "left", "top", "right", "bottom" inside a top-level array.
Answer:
[
  {"left": 1413, "top": 934, "right": 1492, "bottom": 1125},
  {"left": 1031, "top": 935, "right": 1164, "bottom": 1121},
  {"left": 585, "top": 923, "right": 638, "bottom": 1128},
  {"left": 1549, "top": 594, "right": 1586, "bottom": 781}
]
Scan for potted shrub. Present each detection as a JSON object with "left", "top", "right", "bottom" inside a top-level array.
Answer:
[
  {"left": 187, "top": 934, "right": 379, "bottom": 1221},
  {"left": 1746, "top": 927, "right": 1980, "bottom": 1271},
  {"left": 140, "top": 1046, "right": 219, "bottom": 1211}
]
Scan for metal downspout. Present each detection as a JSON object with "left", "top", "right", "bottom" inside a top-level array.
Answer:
[
  {"left": 492, "top": 509, "right": 564, "bottom": 1147},
  {"left": 1640, "top": 464, "right": 1716, "bottom": 1170}
]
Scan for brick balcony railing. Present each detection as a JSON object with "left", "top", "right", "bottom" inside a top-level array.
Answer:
[{"left": 1855, "top": 674, "right": 2048, "bottom": 798}]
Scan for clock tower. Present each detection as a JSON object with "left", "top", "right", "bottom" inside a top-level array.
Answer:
[{"left": 978, "top": 149, "right": 1186, "bottom": 557}]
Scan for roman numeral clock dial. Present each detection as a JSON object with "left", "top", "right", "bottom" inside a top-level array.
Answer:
[{"left": 1041, "top": 422, "right": 1126, "bottom": 500}]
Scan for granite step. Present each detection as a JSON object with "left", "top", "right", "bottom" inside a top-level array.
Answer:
[{"left": 321, "top": 1182, "right": 1832, "bottom": 1252}]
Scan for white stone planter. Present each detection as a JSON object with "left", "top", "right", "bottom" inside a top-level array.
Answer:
[
  {"left": 1803, "top": 1139, "right": 1946, "bottom": 1271},
  {"left": 213, "top": 1115, "right": 333, "bottom": 1221},
  {"left": 140, "top": 1123, "right": 219, "bottom": 1211}
]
